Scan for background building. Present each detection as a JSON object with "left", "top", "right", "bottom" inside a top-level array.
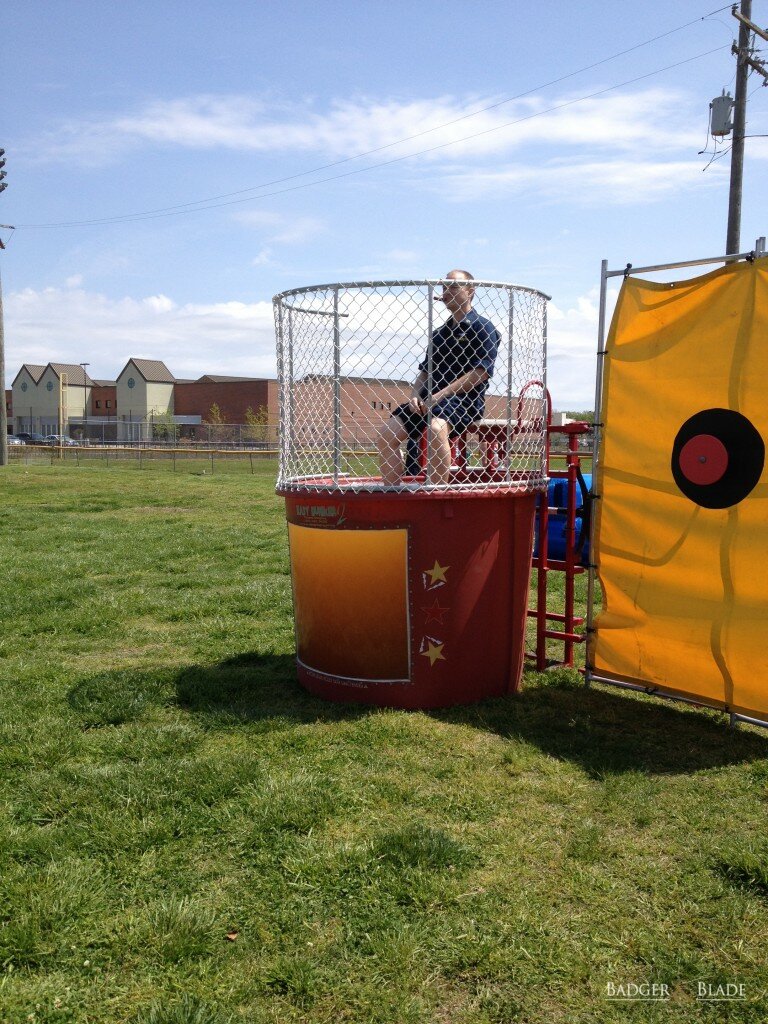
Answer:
[
  {"left": 7, "top": 358, "right": 566, "bottom": 444},
  {"left": 8, "top": 358, "right": 280, "bottom": 442}
]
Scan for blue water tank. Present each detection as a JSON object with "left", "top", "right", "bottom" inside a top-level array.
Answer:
[{"left": 534, "top": 474, "right": 591, "bottom": 564}]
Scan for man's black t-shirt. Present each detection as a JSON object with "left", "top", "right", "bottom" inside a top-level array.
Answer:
[{"left": 418, "top": 308, "right": 500, "bottom": 422}]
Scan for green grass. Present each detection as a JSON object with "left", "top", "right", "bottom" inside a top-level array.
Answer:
[{"left": 1, "top": 463, "right": 768, "bottom": 1023}]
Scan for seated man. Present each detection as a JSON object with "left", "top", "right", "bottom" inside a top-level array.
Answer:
[{"left": 377, "top": 269, "right": 500, "bottom": 486}]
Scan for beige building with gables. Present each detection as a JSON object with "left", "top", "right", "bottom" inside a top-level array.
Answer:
[
  {"left": 12, "top": 363, "right": 92, "bottom": 436},
  {"left": 116, "top": 359, "right": 175, "bottom": 441}
]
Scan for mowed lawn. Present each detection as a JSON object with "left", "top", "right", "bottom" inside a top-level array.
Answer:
[{"left": 1, "top": 462, "right": 768, "bottom": 1024}]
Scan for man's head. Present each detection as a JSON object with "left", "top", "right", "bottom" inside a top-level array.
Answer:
[{"left": 441, "top": 269, "right": 475, "bottom": 320}]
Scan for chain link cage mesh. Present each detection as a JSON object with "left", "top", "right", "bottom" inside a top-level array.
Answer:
[{"left": 274, "top": 279, "right": 548, "bottom": 494}]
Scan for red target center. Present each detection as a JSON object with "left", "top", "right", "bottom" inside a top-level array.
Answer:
[{"left": 678, "top": 434, "right": 729, "bottom": 485}]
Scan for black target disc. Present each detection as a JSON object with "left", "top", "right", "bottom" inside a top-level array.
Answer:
[{"left": 671, "top": 408, "right": 764, "bottom": 509}]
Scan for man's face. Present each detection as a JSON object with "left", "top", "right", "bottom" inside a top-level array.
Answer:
[{"left": 441, "top": 273, "right": 474, "bottom": 316}]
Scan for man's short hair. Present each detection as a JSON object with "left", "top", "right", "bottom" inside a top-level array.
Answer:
[{"left": 449, "top": 269, "right": 474, "bottom": 282}]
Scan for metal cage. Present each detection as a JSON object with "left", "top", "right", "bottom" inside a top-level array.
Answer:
[{"left": 273, "top": 279, "right": 548, "bottom": 494}]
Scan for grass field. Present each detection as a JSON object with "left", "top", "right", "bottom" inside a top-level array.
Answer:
[{"left": 1, "top": 462, "right": 767, "bottom": 1023}]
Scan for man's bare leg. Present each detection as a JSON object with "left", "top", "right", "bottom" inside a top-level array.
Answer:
[
  {"left": 426, "top": 418, "right": 452, "bottom": 486},
  {"left": 377, "top": 417, "right": 408, "bottom": 486}
]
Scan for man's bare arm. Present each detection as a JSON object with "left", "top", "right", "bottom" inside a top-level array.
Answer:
[{"left": 427, "top": 367, "right": 489, "bottom": 408}]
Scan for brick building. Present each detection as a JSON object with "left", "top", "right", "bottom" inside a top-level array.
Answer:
[
  {"left": 174, "top": 376, "right": 278, "bottom": 426},
  {"left": 6, "top": 357, "right": 533, "bottom": 443}
]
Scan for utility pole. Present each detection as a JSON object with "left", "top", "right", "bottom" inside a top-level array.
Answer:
[
  {"left": 0, "top": 146, "right": 8, "bottom": 466},
  {"left": 726, "top": 1, "right": 753, "bottom": 254},
  {"left": 726, "top": 1, "right": 768, "bottom": 254},
  {"left": 0, "top": 261, "right": 7, "bottom": 468}
]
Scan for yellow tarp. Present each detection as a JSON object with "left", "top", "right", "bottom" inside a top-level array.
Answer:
[{"left": 590, "top": 258, "right": 768, "bottom": 720}]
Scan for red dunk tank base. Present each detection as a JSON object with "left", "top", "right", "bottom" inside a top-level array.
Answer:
[{"left": 281, "top": 488, "right": 537, "bottom": 709}]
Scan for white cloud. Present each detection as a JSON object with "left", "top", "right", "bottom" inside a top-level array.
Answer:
[
  {"left": 234, "top": 210, "right": 326, "bottom": 245},
  {"left": 429, "top": 157, "right": 728, "bottom": 205},
  {"left": 5, "top": 286, "right": 277, "bottom": 382},
  {"left": 251, "top": 248, "right": 273, "bottom": 266},
  {"left": 547, "top": 286, "right": 619, "bottom": 408},
  {"left": 65, "top": 274, "right": 83, "bottom": 288},
  {"left": 27, "top": 87, "right": 703, "bottom": 173},
  {"left": 7, "top": 280, "right": 600, "bottom": 406}
]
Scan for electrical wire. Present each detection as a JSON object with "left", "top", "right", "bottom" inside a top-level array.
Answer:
[
  {"left": 17, "top": 32, "right": 734, "bottom": 229},
  {"left": 21, "top": 4, "right": 737, "bottom": 227}
]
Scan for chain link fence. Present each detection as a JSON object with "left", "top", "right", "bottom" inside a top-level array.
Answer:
[{"left": 274, "top": 279, "right": 548, "bottom": 494}]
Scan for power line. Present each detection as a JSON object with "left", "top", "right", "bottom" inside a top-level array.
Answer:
[
  {"left": 27, "top": 3, "right": 734, "bottom": 225},
  {"left": 18, "top": 40, "right": 732, "bottom": 230}
]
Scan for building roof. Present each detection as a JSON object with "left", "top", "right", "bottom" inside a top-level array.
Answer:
[
  {"left": 124, "top": 359, "right": 175, "bottom": 384},
  {"left": 197, "top": 374, "right": 271, "bottom": 383},
  {"left": 47, "top": 363, "right": 95, "bottom": 386},
  {"left": 299, "top": 373, "right": 412, "bottom": 386},
  {"left": 93, "top": 379, "right": 117, "bottom": 388},
  {"left": 13, "top": 364, "right": 47, "bottom": 385}
]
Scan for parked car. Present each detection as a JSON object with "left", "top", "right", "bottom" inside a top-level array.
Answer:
[
  {"left": 43, "top": 434, "right": 79, "bottom": 447},
  {"left": 6, "top": 435, "right": 24, "bottom": 446},
  {"left": 15, "top": 432, "right": 48, "bottom": 445}
]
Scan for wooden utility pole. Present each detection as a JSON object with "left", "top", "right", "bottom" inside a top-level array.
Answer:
[
  {"left": 0, "top": 263, "right": 6, "bottom": 467},
  {"left": 726, "top": 1, "right": 768, "bottom": 253},
  {"left": 726, "top": 0, "right": 753, "bottom": 255},
  {"left": 0, "top": 145, "right": 8, "bottom": 465}
]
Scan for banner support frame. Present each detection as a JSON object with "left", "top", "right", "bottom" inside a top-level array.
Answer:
[{"left": 584, "top": 238, "right": 768, "bottom": 727}]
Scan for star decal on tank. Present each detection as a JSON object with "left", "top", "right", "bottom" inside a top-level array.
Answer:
[
  {"left": 420, "top": 638, "right": 446, "bottom": 666},
  {"left": 423, "top": 560, "right": 450, "bottom": 589},
  {"left": 422, "top": 598, "right": 449, "bottom": 626}
]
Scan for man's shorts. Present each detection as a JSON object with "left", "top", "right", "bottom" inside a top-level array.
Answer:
[{"left": 392, "top": 394, "right": 479, "bottom": 440}]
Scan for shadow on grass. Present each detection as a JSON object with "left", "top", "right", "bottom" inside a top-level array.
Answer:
[
  {"left": 172, "top": 653, "right": 768, "bottom": 776},
  {"left": 431, "top": 670, "right": 768, "bottom": 777},
  {"left": 174, "top": 652, "right": 371, "bottom": 729}
]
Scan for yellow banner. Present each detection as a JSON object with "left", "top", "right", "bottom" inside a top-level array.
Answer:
[{"left": 590, "top": 259, "right": 768, "bottom": 719}]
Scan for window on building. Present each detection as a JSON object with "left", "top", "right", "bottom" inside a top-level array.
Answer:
[
  {"left": 106, "top": 400, "right": 112, "bottom": 409},
  {"left": 95, "top": 401, "right": 102, "bottom": 409}
]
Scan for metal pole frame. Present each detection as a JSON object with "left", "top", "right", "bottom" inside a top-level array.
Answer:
[
  {"left": 584, "top": 238, "right": 768, "bottom": 729},
  {"left": 505, "top": 290, "right": 514, "bottom": 483},
  {"left": 332, "top": 287, "right": 341, "bottom": 484},
  {"left": 275, "top": 302, "right": 287, "bottom": 487},
  {"left": 426, "top": 284, "right": 434, "bottom": 486},
  {"left": 541, "top": 298, "right": 549, "bottom": 485}
]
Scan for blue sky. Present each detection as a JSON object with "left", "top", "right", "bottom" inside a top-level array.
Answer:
[{"left": 3, "top": 0, "right": 766, "bottom": 407}]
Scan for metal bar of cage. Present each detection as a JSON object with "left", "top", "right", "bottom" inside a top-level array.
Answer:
[
  {"left": 426, "top": 283, "right": 434, "bottom": 486},
  {"left": 273, "top": 279, "right": 551, "bottom": 302},
  {"left": 333, "top": 287, "right": 341, "bottom": 484},
  {"left": 505, "top": 291, "right": 514, "bottom": 484}
]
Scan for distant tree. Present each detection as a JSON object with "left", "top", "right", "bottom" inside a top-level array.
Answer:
[
  {"left": 205, "top": 403, "right": 226, "bottom": 424},
  {"left": 244, "top": 404, "right": 269, "bottom": 443},
  {"left": 563, "top": 410, "right": 594, "bottom": 424},
  {"left": 151, "top": 409, "right": 178, "bottom": 444},
  {"left": 204, "top": 402, "right": 235, "bottom": 445}
]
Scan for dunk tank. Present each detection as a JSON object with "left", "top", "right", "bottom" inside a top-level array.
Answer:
[{"left": 273, "top": 279, "right": 548, "bottom": 708}]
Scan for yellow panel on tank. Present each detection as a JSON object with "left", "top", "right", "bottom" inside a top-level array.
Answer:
[{"left": 288, "top": 524, "right": 410, "bottom": 682}]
